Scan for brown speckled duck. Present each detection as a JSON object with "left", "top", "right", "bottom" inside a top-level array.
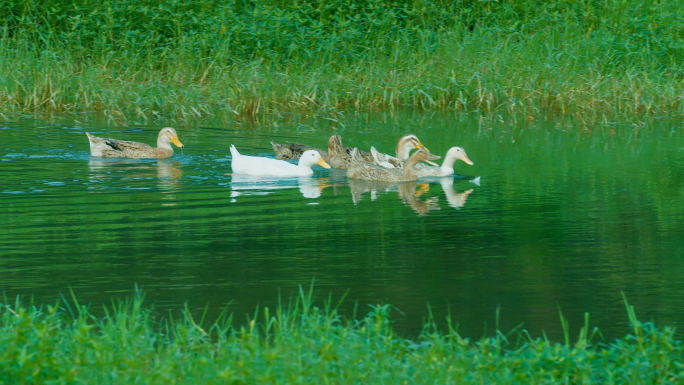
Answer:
[
  {"left": 346, "top": 147, "right": 432, "bottom": 182},
  {"left": 369, "top": 134, "right": 439, "bottom": 168},
  {"left": 86, "top": 127, "right": 184, "bottom": 159},
  {"left": 271, "top": 134, "right": 436, "bottom": 169},
  {"left": 327, "top": 135, "right": 373, "bottom": 169}
]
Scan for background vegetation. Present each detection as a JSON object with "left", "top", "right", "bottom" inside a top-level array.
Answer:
[
  {"left": 2, "top": 289, "right": 683, "bottom": 384},
  {"left": 0, "top": 0, "right": 683, "bottom": 123}
]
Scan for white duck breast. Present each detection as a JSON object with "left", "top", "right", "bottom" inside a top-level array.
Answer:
[
  {"left": 416, "top": 146, "right": 473, "bottom": 177},
  {"left": 230, "top": 145, "right": 331, "bottom": 177}
]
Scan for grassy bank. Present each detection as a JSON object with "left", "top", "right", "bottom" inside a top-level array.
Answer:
[
  {"left": 1, "top": 0, "right": 683, "bottom": 124},
  {"left": 1, "top": 289, "right": 682, "bottom": 384}
]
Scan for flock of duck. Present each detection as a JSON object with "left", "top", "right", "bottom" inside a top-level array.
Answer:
[{"left": 85, "top": 127, "right": 474, "bottom": 181}]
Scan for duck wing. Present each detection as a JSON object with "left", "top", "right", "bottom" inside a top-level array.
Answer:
[
  {"left": 87, "top": 132, "right": 157, "bottom": 157},
  {"left": 103, "top": 138, "right": 153, "bottom": 152}
]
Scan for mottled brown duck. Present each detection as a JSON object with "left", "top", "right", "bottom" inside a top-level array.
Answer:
[
  {"left": 86, "top": 127, "right": 184, "bottom": 159},
  {"left": 327, "top": 135, "right": 373, "bottom": 169},
  {"left": 270, "top": 141, "right": 330, "bottom": 163},
  {"left": 346, "top": 148, "right": 432, "bottom": 182},
  {"left": 369, "top": 134, "right": 440, "bottom": 168}
]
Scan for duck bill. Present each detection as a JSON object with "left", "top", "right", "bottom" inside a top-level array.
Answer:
[
  {"left": 423, "top": 152, "right": 440, "bottom": 166},
  {"left": 417, "top": 142, "right": 431, "bottom": 153},
  {"left": 172, "top": 136, "right": 184, "bottom": 148},
  {"left": 462, "top": 155, "right": 474, "bottom": 166},
  {"left": 418, "top": 143, "right": 440, "bottom": 157},
  {"left": 317, "top": 158, "right": 332, "bottom": 169}
]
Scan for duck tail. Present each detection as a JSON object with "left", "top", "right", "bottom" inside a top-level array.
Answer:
[
  {"left": 229, "top": 144, "right": 240, "bottom": 158},
  {"left": 370, "top": 146, "right": 382, "bottom": 162},
  {"left": 350, "top": 147, "right": 363, "bottom": 164},
  {"left": 328, "top": 135, "right": 342, "bottom": 154}
]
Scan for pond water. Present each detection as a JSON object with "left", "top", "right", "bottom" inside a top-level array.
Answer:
[{"left": 2, "top": 112, "right": 684, "bottom": 342}]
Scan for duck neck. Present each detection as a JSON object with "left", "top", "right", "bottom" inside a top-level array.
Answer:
[
  {"left": 402, "top": 157, "right": 421, "bottom": 178},
  {"left": 396, "top": 145, "right": 412, "bottom": 160},
  {"left": 297, "top": 159, "right": 315, "bottom": 175},
  {"left": 439, "top": 154, "right": 456, "bottom": 172},
  {"left": 157, "top": 136, "right": 172, "bottom": 150}
]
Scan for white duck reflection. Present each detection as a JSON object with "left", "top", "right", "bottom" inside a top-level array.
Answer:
[
  {"left": 439, "top": 177, "right": 474, "bottom": 209},
  {"left": 229, "top": 175, "right": 324, "bottom": 199}
]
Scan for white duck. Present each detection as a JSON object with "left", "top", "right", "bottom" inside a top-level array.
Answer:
[
  {"left": 415, "top": 147, "right": 473, "bottom": 177},
  {"left": 230, "top": 145, "right": 331, "bottom": 177}
]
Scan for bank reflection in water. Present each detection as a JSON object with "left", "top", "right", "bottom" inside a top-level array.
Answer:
[
  {"left": 229, "top": 175, "right": 325, "bottom": 200},
  {"left": 87, "top": 158, "right": 183, "bottom": 191}
]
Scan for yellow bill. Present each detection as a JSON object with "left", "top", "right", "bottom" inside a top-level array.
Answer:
[
  {"left": 317, "top": 158, "right": 331, "bottom": 169},
  {"left": 417, "top": 142, "right": 440, "bottom": 166},
  {"left": 171, "top": 136, "right": 184, "bottom": 148}
]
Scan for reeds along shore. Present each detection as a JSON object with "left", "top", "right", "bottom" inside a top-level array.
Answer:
[
  {"left": 0, "top": 289, "right": 681, "bottom": 383},
  {"left": 0, "top": 0, "right": 683, "bottom": 124}
]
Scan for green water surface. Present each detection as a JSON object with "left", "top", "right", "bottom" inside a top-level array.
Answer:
[{"left": 2, "top": 113, "right": 684, "bottom": 341}]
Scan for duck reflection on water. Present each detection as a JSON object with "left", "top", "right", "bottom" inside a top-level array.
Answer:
[
  {"left": 347, "top": 177, "right": 475, "bottom": 216},
  {"left": 439, "top": 177, "right": 474, "bottom": 210},
  {"left": 87, "top": 158, "right": 183, "bottom": 191},
  {"left": 229, "top": 174, "right": 325, "bottom": 199},
  {"left": 397, "top": 182, "right": 440, "bottom": 216}
]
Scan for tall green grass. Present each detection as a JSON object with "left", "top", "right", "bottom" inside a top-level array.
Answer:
[
  {"left": 1, "top": 0, "right": 683, "bottom": 124},
  {"left": 1, "top": 288, "right": 682, "bottom": 384}
]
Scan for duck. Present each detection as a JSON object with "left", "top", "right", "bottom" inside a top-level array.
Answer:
[
  {"left": 415, "top": 147, "right": 473, "bottom": 177},
  {"left": 346, "top": 147, "right": 432, "bottom": 182},
  {"left": 370, "top": 146, "right": 396, "bottom": 168},
  {"left": 327, "top": 135, "right": 373, "bottom": 169},
  {"left": 270, "top": 141, "right": 330, "bottom": 162},
  {"left": 230, "top": 145, "right": 330, "bottom": 177},
  {"left": 86, "top": 127, "right": 184, "bottom": 159},
  {"left": 329, "top": 134, "right": 438, "bottom": 169},
  {"left": 369, "top": 134, "right": 440, "bottom": 168}
]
